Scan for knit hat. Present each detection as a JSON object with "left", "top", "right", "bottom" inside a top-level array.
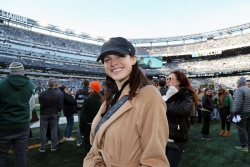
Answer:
[
  {"left": 237, "top": 77, "right": 246, "bottom": 85},
  {"left": 9, "top": 62, "right": 25, "bottom": 75},
  {"left": 89, "top": 81, "right": 101, "bottom": 92}
]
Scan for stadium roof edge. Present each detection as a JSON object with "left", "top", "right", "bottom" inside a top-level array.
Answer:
[{"left": 1, "top": 9, "right": 250, "bottom": 45}]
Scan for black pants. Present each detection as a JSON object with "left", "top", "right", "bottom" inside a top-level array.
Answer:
[
  {"left": 196, "top": 109, "right": 202, "bottom": 123},
  {"left": 218, "top": 108, "right": 230, "bottom": 131},
  {"left": 83, "top": 124, "right": 91, "bottom": 158},
  {"left": 166, "top": 142, "right": 186, "bottom": 167},
  {"left": 201, "top": 111, "right": 210, "bottom": 136}
]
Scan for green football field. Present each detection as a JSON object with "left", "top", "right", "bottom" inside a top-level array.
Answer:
[
  {"left": 6, "top": 120, "right": 250, "bottom": 167},
  {"left": 6, "top": 97, "right": 250, "bottom": 166}
]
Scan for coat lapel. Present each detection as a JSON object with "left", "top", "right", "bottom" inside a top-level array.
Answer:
[{"left": 95, "top": 85, "right": 133, "bottom": 146}]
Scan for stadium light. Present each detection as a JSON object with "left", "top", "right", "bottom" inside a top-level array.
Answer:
[
  {"left": 59, "top": 27, "right": 67, "bottom": 32},
  {"left": 38, "top": 21, "right": 48, "bottom": 27}
]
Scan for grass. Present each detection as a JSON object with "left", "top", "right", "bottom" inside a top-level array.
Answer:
[
  {"left": 8, "top": 123, "right": 84, "bottom": 167},
  {"left": 6, "top": 119, "right": 250, "bottom": 167},
  {"left": 7, "top": 97, "right": 250, "bottom": 167},
  {"left": 179, "top": 120, "right": 250, "bottom": 167}
]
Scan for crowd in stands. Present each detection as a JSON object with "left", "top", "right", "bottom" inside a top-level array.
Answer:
[
  {"left": 2, "top": 23, "right": 250, "bottom": 58},
  {"left": 179, "top": 54, "right": 250, "bottom": 73},
  {"left": 1, "top": 23, "right": 250, "bottom": 90},
  {"left": 136, "top": 33, "right": 250, "bottom": 56},
  {"left": 0, "top": 24, "right": 100, "bottom": 55}
]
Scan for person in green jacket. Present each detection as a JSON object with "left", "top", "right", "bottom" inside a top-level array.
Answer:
[
  {"left": 0, "top": 62, "right": 34, "bottom": 167},
  {"left": 213, "top": 87, "right": 233, "bottom": 137},
  {"left": 79, "top": 81, "right": 102, "bottom": 158}
]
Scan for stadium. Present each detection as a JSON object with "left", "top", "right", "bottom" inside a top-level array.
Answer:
[
  {"left": 1, "top": 8, "right": 250, "bottom": 91},
  {"left": 1, "top": 8, "right": 250, "bottom": 167}
]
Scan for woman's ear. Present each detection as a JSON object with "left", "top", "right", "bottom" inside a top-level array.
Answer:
[{"left": 131, "top": 55, "right": 137, "bottom": 65}]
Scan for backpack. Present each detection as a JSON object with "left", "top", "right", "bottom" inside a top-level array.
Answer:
[
  {"left": 76, "top": 94, "right": 87, "bottom": 111},
  {"left": 76, "top": 87, "right": 88, "bottom": 111}
]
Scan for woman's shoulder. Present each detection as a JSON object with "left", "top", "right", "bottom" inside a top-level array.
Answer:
[
  {"left": 87, "top": 93, "right": 101, "bottom": 101},
  {"left": 178, "top": 88, "right": 193, "bottom": 98},
  {"left": 139, "top": 85, "right": 160, "bottom": 95}
]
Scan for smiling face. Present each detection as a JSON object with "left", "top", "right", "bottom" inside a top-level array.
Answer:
[
  {"left": 103, "top": 54, "right": 137, "bottom": 89},
  {"left": 246, "top": 81, "right": 250, "bottom": 88},
  {"left": 205, "top": 89, "right": 213, "bottom": 96}
]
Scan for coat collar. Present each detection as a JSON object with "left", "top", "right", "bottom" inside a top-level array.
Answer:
[{"left": 93, "top": 84, "right": 133, "bottom": 146}]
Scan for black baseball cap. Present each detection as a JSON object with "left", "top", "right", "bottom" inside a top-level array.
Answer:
[{"left": 97, "top": 37, "right": 135, "bottom": 63}]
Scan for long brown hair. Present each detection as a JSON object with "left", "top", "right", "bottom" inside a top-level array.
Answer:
[
  {"left": 102, "top": 61, "right": 149, "bottom": 107},
  {"left": 171, "top": 70, "right": 199, "bottom": 107}
]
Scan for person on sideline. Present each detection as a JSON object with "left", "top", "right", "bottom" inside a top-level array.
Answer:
[
  {"left": 233, "top": 77, "right": 250, "bottom": 152},
  {"left": 201, "top": 88, "right": 214, "bottom": 140},
  {"left": 79, "top": 81, "right": 102, "bottom": 158},
  {"left": 151, "top": 78, "right": 159, "bottom": 88},
  {"left": 246, "top": 79, "right": 250, "bottom": 88},
  {"left": 59, "top": 85, "right": 77, "bottom": 141},
  {"left": 83, "top": 37, "right": 169, "bottom": 166},
  {"left": 75, "top": 79, "right": 89, "bottom": 146},
  {"left": 196, "top": 88, "right": 203, "bottom": 123},
  {"left": 158, "top": 76, "right": 167, "bottom": 96},
  {"left": 46, "top": 80, "right": 64, "bottom": 144},
  {"left": 165, "top": 70, "right": 198, "bottom": 167},
  {"left": 213, "top": 87, "right": 233, "bottom": 137},
  {"left": 53, "top": 80, "right": 64, "bottom": 143},
  {"left": 0, "top": 62, "right": 34, "bottom": 167},
  {"left": 38, "top": 79, "right": 63, "bottom": 152},
  {"left": 26, "top": 92, "right": 36, "bottom": 151}
]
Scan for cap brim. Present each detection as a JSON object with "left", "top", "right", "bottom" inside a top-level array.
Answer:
[{"left": 96, "top": 47, "right": 129, "bottom": 62}]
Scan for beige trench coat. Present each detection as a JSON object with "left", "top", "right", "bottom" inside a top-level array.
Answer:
[{"left": 83, "top": 85, "right": 169, "bottom": 167}]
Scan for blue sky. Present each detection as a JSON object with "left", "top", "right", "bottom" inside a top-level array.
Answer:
[{"left": 1, "top": 0, "right": 250, "bottom": 38}]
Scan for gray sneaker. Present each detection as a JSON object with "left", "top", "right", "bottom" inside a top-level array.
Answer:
[
  {"left": 39, "top": 148, "right": 46, "bottom": 153},
  {"left": 77, "top": 142, "right": 82, "bottom": 147},
  {"left": 235, "top": 146, "right": 248, "bottom": 152},
  {"left": 51, "top": 145, "right": 58, "bottom": 152}
]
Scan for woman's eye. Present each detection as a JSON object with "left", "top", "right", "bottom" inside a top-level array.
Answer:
[{"left": 104, "top": 58, "right": 111, "bottom": 62}]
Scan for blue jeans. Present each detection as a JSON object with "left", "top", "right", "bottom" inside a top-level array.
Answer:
[
  {"left": 76, "top": 111, "right": 82, "bottom": 144},
  {"left": 236, "top": 115, "right": 250, "bottom": 147},
  {"left": 57, "top": 112, "right": 63, "bottom": 140},
  {"left": 64, "top": 115, "right": 74, "bottom": 138},
  {"left": 0, "top": 127, "right": 30, "bottom": 167},
  {"left": 40, "top": 114, "right": 58, "bottom": 149},
  {"left": 166, "top": 142, "right": 186, "bottom": 167}
]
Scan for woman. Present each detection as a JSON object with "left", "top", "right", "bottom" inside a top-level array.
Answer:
[
  {"left": 196, "top": 88, "right": 203, "bottom": 123},
  {"left": 165, "top": 70, "right": 198, "bottom": 167},
  {"left": 213, "top": 87, "right": 233, "bottom": 137},
  {"left": 79, "top": 81, "right": 102, "bottom": 158},
  {"left": 59, "top": 85, "right": 77, "bottom": 141},
  {"left": 84, "top": 37, "right": 169, "bottom": 166},
  {"left": 201, "top": 88, "right": 214, "bottom": 140}
]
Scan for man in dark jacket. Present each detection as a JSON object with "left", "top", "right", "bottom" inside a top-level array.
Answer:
[
  {"left": 0, "top": 62, "right": 34, "bottom": 167},
  {"left": 39, "top": 79, "right": 63, "bottom": 152},
  {"left": 46, "top": 80, "right": 64, "bottom": 143}
]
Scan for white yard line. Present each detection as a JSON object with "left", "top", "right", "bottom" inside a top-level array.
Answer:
[{"left": 30, "top": 115, "right": 79, "bottom": 128}]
